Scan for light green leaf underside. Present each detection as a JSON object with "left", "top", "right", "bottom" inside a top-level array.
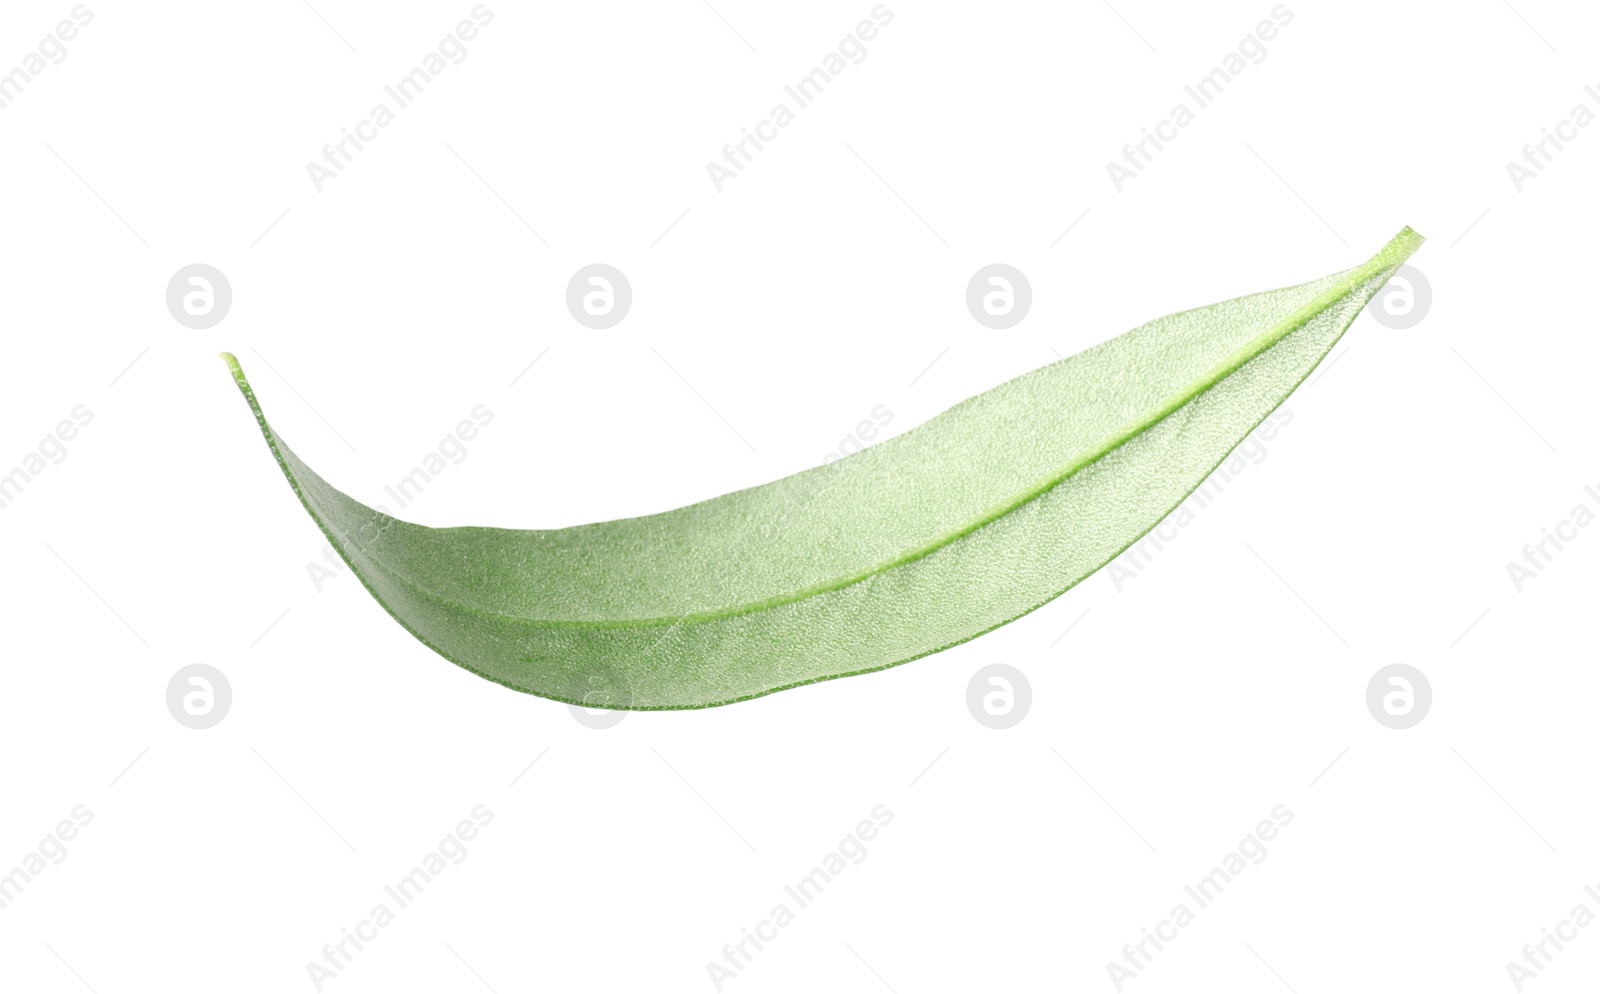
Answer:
[{"left": 224, "top": 227, "right": 1423, "bottom": 709}]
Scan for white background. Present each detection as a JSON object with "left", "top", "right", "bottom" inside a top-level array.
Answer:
[{"left": 1, "top": 1, "right": 1596, "bottom": 991}]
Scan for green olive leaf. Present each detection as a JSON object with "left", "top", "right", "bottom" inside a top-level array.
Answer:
[{"left": 224, "top": 227, "right": 1423, "bottom": 709}]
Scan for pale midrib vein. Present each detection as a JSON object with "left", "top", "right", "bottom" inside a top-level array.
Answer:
[{"left": 228, "top": 228, "right": 1420, "bottom": 632}]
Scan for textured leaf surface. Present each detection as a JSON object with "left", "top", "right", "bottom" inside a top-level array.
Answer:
[{"left": 224, "top": 227, "right": 1423, "bottom": 709}]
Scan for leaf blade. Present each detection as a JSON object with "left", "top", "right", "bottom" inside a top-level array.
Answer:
[{"left": 224, "top": 227, "right": 1422, "bottom": 708}]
